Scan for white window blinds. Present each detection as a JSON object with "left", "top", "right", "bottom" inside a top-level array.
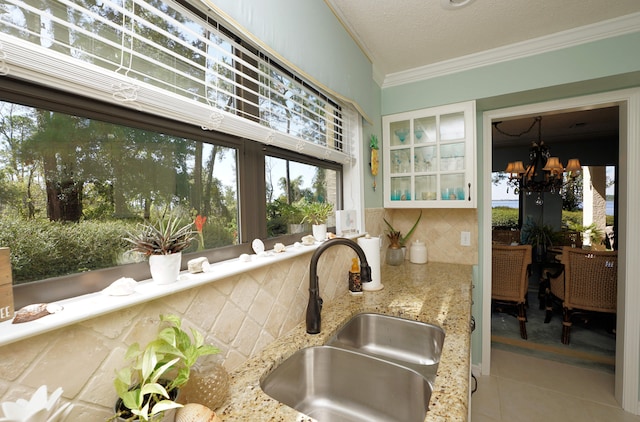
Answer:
[{"left": 0, "top": 0, "right": 355, "bottom": 163}]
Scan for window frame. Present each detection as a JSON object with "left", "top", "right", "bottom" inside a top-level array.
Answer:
[{"left": 1, "top": 76, "right": 343, "bottom": 308}]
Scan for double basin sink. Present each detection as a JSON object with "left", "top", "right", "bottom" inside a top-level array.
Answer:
[{"left": 260, "top": 313, "right": 445, "bottom": 422}]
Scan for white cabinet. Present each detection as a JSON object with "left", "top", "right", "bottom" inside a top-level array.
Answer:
[{"left": 383, "top": 101, "right": 476, "bottom": 208}]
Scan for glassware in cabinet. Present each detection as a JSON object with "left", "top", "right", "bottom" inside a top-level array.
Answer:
[
  {"left": 390, "top": 176, "right": 412, "bottom": 201},
  {"left": 390, "top": 120, "right": 410, "bottom": 146},
  {"left": 383, "top": 101, "right": 476, "bottom": 208}
]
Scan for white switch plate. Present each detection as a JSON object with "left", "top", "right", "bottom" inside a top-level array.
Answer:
[{"left": 460, "top": 231, "right": 471, "bottom": 246}]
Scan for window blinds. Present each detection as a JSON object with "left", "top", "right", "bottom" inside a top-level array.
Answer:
[{"left": 0, "top": 0, "right": 355, "bottom": 163}]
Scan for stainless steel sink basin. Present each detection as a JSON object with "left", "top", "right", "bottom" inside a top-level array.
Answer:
[
  {"left": 260, "top": 346, "right": 431, "bottom": 422},
  {"left": 326, "top": 313, "right": 445, "bottom": 381}
]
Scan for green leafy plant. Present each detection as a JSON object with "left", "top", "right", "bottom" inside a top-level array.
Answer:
[
  {"left": 111, "top": 314, "right": 220, "bottom": 422},
  {"left": 383, "top": 210, "right": 422, "bottom": 248},
  {"left": 567, "top": 221, "right": 604, "bottom": 246},
  {"left": 300, "top": 201, "right": 334, "bottom": 225},
  {"left": 124, "top": 217, "right": 195, "bottom": 256},
  {"left": 520, "top": 217, "right": 557, "bottom": 248},
  {"left": 279, "top": 199, "right": 307, "bottom": 225}
]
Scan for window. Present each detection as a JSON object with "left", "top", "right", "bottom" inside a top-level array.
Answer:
[
  {"left": 0, "top": 1, "right": 352, "bottom": 305},
  {"left": 0, "top": 80, "right": 238, "bottom": 283},
  {"left": 0, "top": 77, "right": 342, "bottom": 306},
  {"left": 265, "top": 153, "right": 340, "bottom": 238}
]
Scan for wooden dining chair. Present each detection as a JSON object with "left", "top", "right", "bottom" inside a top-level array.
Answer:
[
  {"left": 492, "top": 244, "right": 532, "bottom": 339},
  {"left": 543, "top": 249, "right": 567, "bottom": 324},
  {"left": 560, "top": 247, "right": 617, "bottom": 344}
]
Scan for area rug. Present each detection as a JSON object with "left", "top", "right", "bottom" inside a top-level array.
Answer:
[{"left": 491, "top": 287, "right": 616, "bottom": 373}]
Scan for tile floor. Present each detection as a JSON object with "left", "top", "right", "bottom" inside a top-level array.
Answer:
[{"left": 470, "top": 348, "right": 640, "bottom": 422}]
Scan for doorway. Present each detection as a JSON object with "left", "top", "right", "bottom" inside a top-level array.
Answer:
[
  {"left": 490, "top": 109, "right": 617, "bottom": 370},
  {"left": 480, "top": 89, "right": 640, "bottom": 414}
]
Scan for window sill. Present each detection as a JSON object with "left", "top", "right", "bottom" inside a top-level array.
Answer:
[{"left": 0, "top": 235, "right": 361, "bottom": 347}]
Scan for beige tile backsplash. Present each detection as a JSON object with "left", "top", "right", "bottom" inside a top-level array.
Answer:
[
  {"left": 0, "top": 207, "right": 477, "bottom": 419},
  {"left": 367, "top": 208, "right": 478, "bottom": 266}
]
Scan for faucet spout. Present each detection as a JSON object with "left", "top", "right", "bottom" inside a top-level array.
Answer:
[{"left": 306, "top": 238, "right": 372, "bottom": 334}]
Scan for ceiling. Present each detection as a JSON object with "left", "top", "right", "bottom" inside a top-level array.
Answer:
[
  {"left": 491, "top": 107, "right": 619, "bottom": 148},
  {"left": 324, "top": 0, "right": 640, "bottom": 79},
  {"left": 324, "top": 0, "right": 636, "bottom": 153}
]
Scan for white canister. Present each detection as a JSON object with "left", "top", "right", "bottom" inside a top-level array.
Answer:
[{"left": 409, "top": 240, "right": 427, "bottom": 264}]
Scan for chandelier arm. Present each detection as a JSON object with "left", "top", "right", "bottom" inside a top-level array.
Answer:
[{"left": 493, "top": 117, "right": 539, "bottom": 138}]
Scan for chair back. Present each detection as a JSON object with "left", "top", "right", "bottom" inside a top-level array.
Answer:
[
  {"left": 491, "top": 244, "right": 532, "bottom": 303},
  {"left": 492, "top": 229, "right": 521, "bottom": 245},
  {"left": 548, "top": 249, "right": 567, "bottom": 300},
  {"left": 557, "top": 231, "right": 583, "bottom": 248},
  {"left": 562, "top": 247, "right": 617, "bottom": 313}
]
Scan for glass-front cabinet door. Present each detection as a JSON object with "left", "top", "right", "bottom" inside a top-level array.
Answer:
[{"left": 383, "top": 101, "right": 476, "bottom": 208}]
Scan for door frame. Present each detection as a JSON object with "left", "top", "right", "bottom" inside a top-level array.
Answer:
[{"left": 481, "top": 88, "right": 640, "bottom": 413}]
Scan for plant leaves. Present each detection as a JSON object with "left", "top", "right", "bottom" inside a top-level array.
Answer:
[{"left": 150, "top": 400, "right": 183, "bottom": 415}]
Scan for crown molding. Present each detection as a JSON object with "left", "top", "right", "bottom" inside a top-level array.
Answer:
[{"left": 383, "top": 12, "right": 640, "bottom": 88}]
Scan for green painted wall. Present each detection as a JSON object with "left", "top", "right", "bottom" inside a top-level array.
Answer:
[
  {"left": 383, "top": 32, "right": 640, "bottom": 368},
  {"left": 211, "top": 0, "right": 378, "bottom": 122},
  {"left": 362, "top": 87, "right": 383, "bottom": 209},
  {"left": 382, "top": 32, "right": 640, "bottom": 115}
]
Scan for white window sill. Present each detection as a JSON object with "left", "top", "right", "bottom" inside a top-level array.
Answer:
[{"left": 0, "top": 235, "right": 362, "bottom": 347}]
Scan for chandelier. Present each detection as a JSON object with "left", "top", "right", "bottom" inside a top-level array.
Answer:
[{"left": 499, "top": 116, "right": 582, "bottom": 205}]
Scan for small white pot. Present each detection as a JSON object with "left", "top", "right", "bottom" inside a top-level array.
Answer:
[
  {"left": 312, "top": 224, "right": 327, "bottom": 242},
  {"left": 149, "top": 252, "right": 182, "bottom": 284}
]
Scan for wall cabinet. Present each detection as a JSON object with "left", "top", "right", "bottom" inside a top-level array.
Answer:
[{"left": 383, "top": 101, "right": 476, "bottom": 208}]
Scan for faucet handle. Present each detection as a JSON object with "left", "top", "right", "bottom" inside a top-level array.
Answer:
[{"left": 360, "top": 265, "right": 372, "bottom": 283}]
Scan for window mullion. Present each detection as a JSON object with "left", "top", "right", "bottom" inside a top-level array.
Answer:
[{"left": 239, "top": 141, "right": 266, "bottom": 244}]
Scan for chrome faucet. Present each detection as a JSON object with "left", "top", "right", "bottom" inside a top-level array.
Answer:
[{"left": 306, "top": 238, "right": 372, "bottom": 334}]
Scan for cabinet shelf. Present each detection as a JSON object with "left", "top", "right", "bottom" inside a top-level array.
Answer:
[{"left": 383, "top": 101, "right": 476, "bottom": 208}]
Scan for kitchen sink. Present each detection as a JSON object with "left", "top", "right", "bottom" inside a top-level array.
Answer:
[
  {"left": 260, "top": 345, "right": 431, "bottom": 422},
  {"left": 326, "top": 313, "right": 445, "bottom": 381}
]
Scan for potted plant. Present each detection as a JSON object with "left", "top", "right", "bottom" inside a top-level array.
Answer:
[
  {"left": 301, "top": 201, "right": 334, "bottom": 241},
  {"left": 567, "top": 222, "right": 605, "bottom": 249},
  {"left": 521, "top": 217, "right": 557, "bottom": 262},
  {"left": 125, "top": 216, "right": 195, "bottom": 284},
  {"left": 111, "top": 314, "right": 220, "bottom": 422},
  {"left": 383, "top": 211, "right": 422, "bottom": 264},
  {"left": 281, "top": 199, "right": 307, "bottom": 234}
]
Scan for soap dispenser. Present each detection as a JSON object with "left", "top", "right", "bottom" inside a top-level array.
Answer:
[
  {"left": 409, "top": 240, "right": 427, "bottom": 264},
  {"left": 348, "top": 257, "right": 363, "bottom": 295}
]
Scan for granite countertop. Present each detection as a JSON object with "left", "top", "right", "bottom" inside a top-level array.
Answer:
[{"left": 217, "top": 261, "right": 473, "bottom": 422}]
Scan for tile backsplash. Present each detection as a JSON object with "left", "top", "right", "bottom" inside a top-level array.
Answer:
[
  {"left": 368, "top": 208, "right": 478, "bottom": 265},
  {"left": 0, "top": 207, "right": 476, "bottom": 419},
  {"left": 0, "top": 244, "right": 357, "bottom": 420}
]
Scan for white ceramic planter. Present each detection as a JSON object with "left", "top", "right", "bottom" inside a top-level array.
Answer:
[
  {"left": 148, "top": 252, "right": 182, "bottom": 284},
  {"left": 312, "top": 224, "right": 327, "bottom": 242}
]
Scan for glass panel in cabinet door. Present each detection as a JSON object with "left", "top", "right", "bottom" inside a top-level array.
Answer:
[
  {"left": 415, "top": 175, "right": 437, "bottom": 201},
  {"left": 441, "top": 173, "right": 466, "bottom": 201},
  {"left": 440, "top": 112, "right": 465, "bottom": 141},
  {"left": 390, "top": 120, "right": 411, "bottom": 146},
  {"left": 414, "top": 116, "right": 436, "bottom": 144},
  {"left": 390, "top": 148, "right": 412, "bottom": 174},
  {"left": 414, "top": 145, "right": 436, "bottom": 172},
  {"left": 390, "top": 176, "right": 412, "bottom": 201},
  {"left": 439, "top": 142, "right": 465, "bottom": 172}
]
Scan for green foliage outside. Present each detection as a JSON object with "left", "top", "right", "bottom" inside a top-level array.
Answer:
[
  {"left": 0, "top": 215, "right": 236, "bottom": 285},
  {"left": 491, "top": 207, "right": 520, "bottom": 229},
  {"left": 492, "top": 206, "right": 614, "bottom": 237},
  {"left": 0, "top": 217, "right": 131, "bottom": 284}
]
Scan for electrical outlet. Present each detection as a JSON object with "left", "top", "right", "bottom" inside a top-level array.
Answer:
[{"left": 460, "top": 231, "right": 471, "bottom": 246}]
